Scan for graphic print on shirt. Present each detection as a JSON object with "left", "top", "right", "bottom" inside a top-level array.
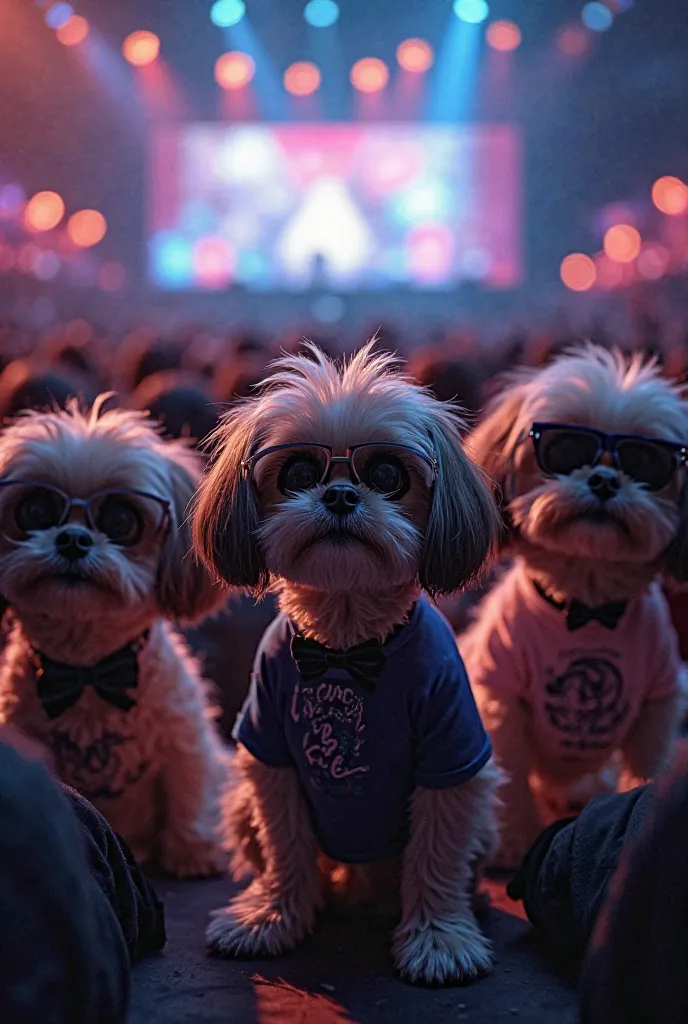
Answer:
[
  {"left": 51, "top": 729, "right": 150, "bottom": 799},
  {"left": 290, "top": 677, "right": 369, "bottom": 796},
  {"left": 544, "top": 654, "right": 630, "bottom": 753}
]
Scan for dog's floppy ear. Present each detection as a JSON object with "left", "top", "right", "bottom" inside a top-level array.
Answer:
[
  {"left": 191, "top": 403, "right": 269, "bottom": 594},
  {"left": 419, "top": 402, "right": 501, "bottom": 598},
  {"left": 156, "top": 445, "right": 225, "bottom": 622},
  {"left": 665, "top": 472, "right": 688, "bottom": 583}
]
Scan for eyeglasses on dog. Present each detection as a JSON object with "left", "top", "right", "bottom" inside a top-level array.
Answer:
[
  {"left": 529, "top": 422, "right": 688, "bottom": 492},
  {"left": 241, "top": 442, "right": 438, "bottom": 498}
]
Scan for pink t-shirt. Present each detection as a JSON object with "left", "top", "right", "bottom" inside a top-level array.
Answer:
[{"left": 460, "top": 559, "right": 680, "bottom": 770}]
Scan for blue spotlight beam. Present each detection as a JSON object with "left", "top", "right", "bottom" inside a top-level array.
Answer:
[
  {"left": 427, "top": 14, "right": 482, "bottom": 122},
  {"left": 222, "top": 19, "right": 289, "bottom": 119}
]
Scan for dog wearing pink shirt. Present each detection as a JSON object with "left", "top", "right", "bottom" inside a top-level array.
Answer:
[{"left": 463, "top": 345, "right": 688, "bottom": 869}]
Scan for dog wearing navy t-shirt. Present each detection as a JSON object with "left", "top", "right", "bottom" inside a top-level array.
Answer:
[{"left": 192, "top": 342, "right": 503, "bottom": 985}]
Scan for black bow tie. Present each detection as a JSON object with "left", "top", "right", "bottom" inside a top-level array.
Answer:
[
  {"left": 290, "top": 634, "right": 386, "bottom": 692},
  {"left": 533, "top": 581, "right": 627, "bottom": 632},
  {"left": 33, "top": 635, "right": 147, "bottom": 720}
]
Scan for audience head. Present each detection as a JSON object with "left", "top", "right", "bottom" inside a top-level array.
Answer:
[{"left": 129, "top": 371, "right": 219, "bottom": 448}]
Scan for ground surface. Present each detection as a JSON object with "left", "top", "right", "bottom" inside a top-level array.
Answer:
[{"left": 130, "top": 878, "right": 579, "bottom": 1024}]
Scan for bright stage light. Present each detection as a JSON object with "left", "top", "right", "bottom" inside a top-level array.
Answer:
[
  {"left": 55, "top": 14, "right": 89, "bottom": 45},
  {"left": 210, "top": 0, "right": 246, "bottom": 28},
  {"left": 122, "top": 31, "right": 160, "bottom": 67},
  {"left": 350, "top": 58, "right": 389, "bottom": 94},
  {"left": 284, "top": 61, "right": 321, "bottom": 97},
  {"left": 582, "top": 2, "right": 614, "bottom": 31},
  {"left": 215, "top": 51, "right": 255, "bottom": 89},
  {"left": 396, "top": 39, "right": 434, "bottom": 74},
  {"left": 486, "top": 20, "right": 521, "bottom": 51},
  {"left": 652, "top": 176, "right": 688, "bottom": 216},
  {"left": 560, "top": 253, "right": 596, "bottom": 292},
  {"left": 304, "top": 0, "right": 339, "bottom": 28},
  {"left": 67, "top": 209, "right": 107, "bottom": 248},
  {"left": 637, "top": 243, "right": 669, "bottom": 281},
  {"left": 25, "top": 191, "right": 65, "bottom": 232},
  {"left": 603, "top": 224, "right": 641, "bottom": 263},
  {"left": 45, "top": 2, "right": 74, "bottom": 30},
  {"left": 453, "top": 0, "right": 489, "bottom": 25}
]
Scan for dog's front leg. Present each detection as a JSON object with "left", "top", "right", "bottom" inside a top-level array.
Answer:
[
  {"left": 206, "top": 747, "right": 322, "bottom": 957},
  {"left": 392, "top": 761, "right": 501, "bottom": 985}
]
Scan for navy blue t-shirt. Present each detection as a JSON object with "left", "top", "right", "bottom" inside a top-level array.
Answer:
[{"left": 233, "top": 595, "right": 491, "bottom": 863}]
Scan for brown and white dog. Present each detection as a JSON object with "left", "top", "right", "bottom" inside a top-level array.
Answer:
[
  {"left": 0, "top": 399, "right": 229, "bottom": 876},
  {"left": 192, "top": 343, "right": 503, "bottom": 985},
  {"left": 463, "top": 345, "right": 688, "bottom": 868}
]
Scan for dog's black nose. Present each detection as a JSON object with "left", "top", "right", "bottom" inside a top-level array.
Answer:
[
  {"left": 56, "top": 528, "right": 94, "bottom": 562},
  {"left": 588, "top": 470, "right": 620, "bottom": 503},
  {"left": 322, "top": 484, "right": 361, "bottom": 516}
]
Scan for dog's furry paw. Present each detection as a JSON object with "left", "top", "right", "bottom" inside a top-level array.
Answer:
[
  {"left": 160, "top": 835, "right": 227, "bottom": 879},
  {"left": 392, "top": 916, "right": 493, "bottom": 986},
  {"left": 206, "top": 881, "right": 315, "bottom": 957}
]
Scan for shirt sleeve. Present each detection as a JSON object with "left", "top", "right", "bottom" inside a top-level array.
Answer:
[
  {"left": 644, "top": 588, "right": 682, "bottom": 703},
  {"left": 232, "top": 646, "right": 293, "bottom": 768},
  {"left": 413, "top": 650, "right": 492, "bottom": 789}
]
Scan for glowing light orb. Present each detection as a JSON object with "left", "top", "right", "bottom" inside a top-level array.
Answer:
[
  {"left": 560, "top": 253, "right": 596, "bottom": 292},
  {"left": 67, "top": 209, "right": 107, "bottom": 248},
  {"left": 284, "top": 61, "right": 321, "bottom": 97},
  {"left": 33, "top": 250, "right": 61, "bottom": 281},
  {"left": 557, "top": 24, "right": 590, "bottom": 55},
  {"left": 350, "top": 58, "right": 389, "bottom": 94},
  {"left": 396, "top": 39, "right": 434, "bottom": 74},
  {"left": 55, "top": 14, "right": 89, "bottom": 45},
  {"left": 210, "top": 0, "right": 246, "bottom": 28},
  {"left": 637, "top": 243, "right": 670, "bottom": 281},
  {"left": 652, "top": 176, "right": 688, "bottom": 216},
  {"left": 486, "top": 20, "right": 522, "bottom": 52},
  {"left": 304, "top": 0, "right": 339, "bottom": 28},
  {"left": 582, "top": 2, "right": 614, "bottom": 32},
  {"left": 215, "top": 51, "right": 255, "bottom": 90},
  {"left": 0, "top": 184, "right": 25, "bottom": 218},
  {"left": 45, "top": 2, "right": 74, "bottom": 30},
  {"left": 24, "top": 191, "right": 65, "bottom": 232},
  {"left": 122, "top": 31, "right": 160, "bottom": 68},
  {"left": 453, "top": 0, "right": 490, "bottom": 25},
  {"left": 603, "top": 224, "right": 641, "bottom": 263}
]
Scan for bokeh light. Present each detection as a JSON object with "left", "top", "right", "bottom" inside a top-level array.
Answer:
[
  {"left": 284, "top": 61, "right": 321, "bottom": 97},
  {"left": 396, "top": 39, "right": 434, "bottom": 74},
  {"left": 593, "top": 251, "right": 624, "bottom": 289},
  {"left": 557, "top": 23, "right": 590, "bottom": 55},
  {"left": 0, "top": 184, "right": 25, "bottom": 219},
  {"left": 603, "top": 224, "right": 641, "bottom": 263},
  {"left": 652, "top": 176, "right": 688, "bottom": 216},
  {"left": 215, "top": 51, "right": 255, "bottom": 90},
  {"left": 486, "top": 20, "right": 522, "bottom": 52},
  {"left": 582, "top": 2, "right": 614, "bottom": 31},
  {"left": 33, "top": 250, "right": 61, "bottom": 281},
  {"left": 209, "top": 0, "right": 246, "bottom": 27},
  {"left": 55, "top": 14, "right": 89, "bottom": 46},
  {"left": 350, "top": 58, "right": 389, "bottom": 94},
  {"left": 122, "top": 30, "right": 160, "bottom": 68},
  {"left": 560, "top": 253, "right": 596, "bottom": 292},
  {"left": 637, "top": 243, "right": 670, "bottom": 281},
  {"left": 304, "top": 0, "right": 340, "bottom": 28},
  {"left": 67, "top": 209, "right": 107, "bottom": 248},
  {"left": 24, "top": 191, "right": 65, "bottom": 232},
  {"left": 45, "top": 2, "right": 74, "bottom": 30},
  {"left": 453, "top": 0, "right": 490, "bottom": 25}
]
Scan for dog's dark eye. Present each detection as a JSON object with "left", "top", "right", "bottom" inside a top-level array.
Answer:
[
  {"left": 361, "top": 456, "right": 408, "bottom": 497},
  {"left": 279, "top": 457, "right": 322, "bottom": 494},
  {"left": 15, "top": 487, "right": 64, "bottom": 533},
  {"left": 96, "top": 497, "right": 143, "bottom": 546}
]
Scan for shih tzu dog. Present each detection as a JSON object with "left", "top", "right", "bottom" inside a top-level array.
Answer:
[
  {"left": 463, "top": 344, "right": 688, "bottom": 869},
  {"left": 0, "top": 398, "right": 229, "bottom": 877},
  {"left": 192, "top": 343, "right": 503, "bottom": 986}
]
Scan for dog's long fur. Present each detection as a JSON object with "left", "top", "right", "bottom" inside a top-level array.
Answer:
[
  {"left": 464, "top": 345, "right": 687, "bottom": 867},
  {"left": 193, "top": 343, "right": 503, "bottom": 984},
  {"left": 0, "top": 401, "right": 230, "bottom": 875}
]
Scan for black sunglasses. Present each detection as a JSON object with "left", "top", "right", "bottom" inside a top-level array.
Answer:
[
  {"left": 529, "top": 422, "right": 688, "bottom": 492},
  {"left": 0, "top": 480, "right": 171, "bottom": 547}
]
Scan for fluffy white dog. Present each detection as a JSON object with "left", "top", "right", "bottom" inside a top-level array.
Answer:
[
  {"left": 463, "top": 345, "right": 688, "bottom": 869},
  {"left": 0, "top": 398, "right": 229, "bottom": 877},
  {"left": 192, "top": 343, "right": 504, "bottom": 985}
]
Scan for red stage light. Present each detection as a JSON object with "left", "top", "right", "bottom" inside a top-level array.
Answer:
[
  {"left": 396, "top": 39, "right": 434, "bottom": 74},
  {"left": 284, "top": 61, "right": 321, "bottom": 97},
  {"left": 652, "top": 176, "right": 688, "bottom": 216},
  {"left": 557, "top": 24, "right": 589, "bottom": 56},
  {"left": 560, "top": 253, "right": 596, "bottom": 291},
  {"left": 603, "top": 224, "right": 641, "bottom": 263},
  {"left": 56, "top": 14, "right": 89, "bottom": 46},
  {"left": 215, "top": 51, "right": 255, "bottom": 90},
  {"left": 122, "top": 31, "right": 160, "bottom": 68},
  {"left": 24, "top": 191, "right": 65, "bottom": 232},
  {"left": 486, "top": 20, "right": 522, "bottom": 52},
  {"left": 67, "top": 210, "right": 107, "bottom": 248},
  {"left": 350, "top": 58, "right": 389, "bottom": 94}
]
